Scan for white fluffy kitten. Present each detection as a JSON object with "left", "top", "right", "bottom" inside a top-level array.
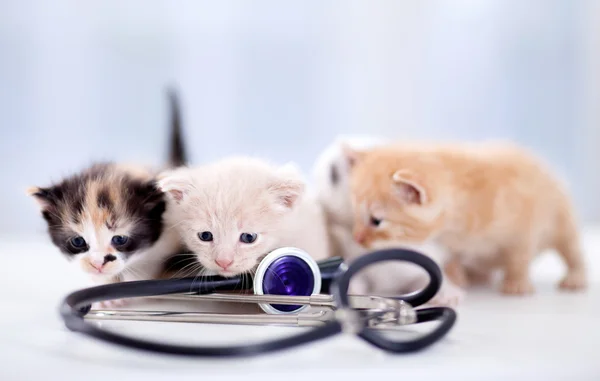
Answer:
[
  {"left": 158, "top": 156, "right": 330, "bottom": 276},
  {"left": 312, "top": 135, "right": 464, "bottom": 306},
  {"left": 311, "top": 135, "right": 388, "bottom": 262},
  {"left": 312, "top": 135, "right": 388, "bottom": 229}
]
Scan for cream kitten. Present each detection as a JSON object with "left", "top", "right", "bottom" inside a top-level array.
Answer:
[
  {"left": 343, "top": 140, "right": 587, "bottom": 295},
  {"left": 157, "top": 156, "right": 330, "bottom": 277},
  {"left": 312, "top": 135, "right": 464, "bottom": 306}
]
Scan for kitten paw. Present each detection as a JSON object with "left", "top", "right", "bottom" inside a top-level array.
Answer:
[
  {"left": 428, "top": 286, "right": 465, "bottom": 308},
  {"left": 501, "top": 279, "right": 534, "bottom": 295},
  {"left": 559, "top": 270, "right": 587, "bottom": 291},
  {"left": 467, "top": 271, "right": 493, "bottom": 286}
]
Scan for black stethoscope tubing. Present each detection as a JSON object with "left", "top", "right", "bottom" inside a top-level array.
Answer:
[
  {"left": 60, "top": 248, "right": 457, "bottom": 357},
  {"left": 332, "top": 248, "right": 457, "bottom": 353}
]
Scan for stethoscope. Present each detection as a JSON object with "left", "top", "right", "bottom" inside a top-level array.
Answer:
[{"left": 60, "top": 247, "right": 457, "bottom": 357}]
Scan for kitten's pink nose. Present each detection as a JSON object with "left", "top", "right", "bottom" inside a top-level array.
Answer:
[
  {"left": 354, "top": 229, "right": 367, "bottom": 245},
  {"left": 90, "top": 254, "right": 117, "bottom": 272},
  {"left": 215, "top": 258, "right": 233, "bottom": 270}
]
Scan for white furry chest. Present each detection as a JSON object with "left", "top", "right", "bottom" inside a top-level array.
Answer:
[
  {"left": 123, "top": 228, "right": 181, "bottom": 281},
  {"left": 274, "top": 196, "right": 330, "bottom": 261},
  {"left": 361, "top": 260, "right": 429, "bottom": 293},
  {"left": 439, "top": 233, "right": 501, "bottom": 263}
]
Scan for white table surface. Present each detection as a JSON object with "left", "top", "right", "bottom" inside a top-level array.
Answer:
[{"left": 2, "top": 229, "right": 599, "bottom": 381}]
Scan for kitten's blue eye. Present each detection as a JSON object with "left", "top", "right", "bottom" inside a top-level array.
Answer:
[
  {"left": 70, "top": 236, "right": 87, "bottom": 248},
  {"left": 198, "top": 231, "right": 213, "bottom": 242},
  {"left": 370, "top": 217, "right": 382, "bottom": 227},
  {"left": 240, "top": 233, "right": 257, "bottom": 244},
  {"left": 111, "top": 235, "right": 129, "bottom": 246}
]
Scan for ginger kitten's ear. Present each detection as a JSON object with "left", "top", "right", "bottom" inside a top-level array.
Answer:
[
  {"left": 391, "top": 170, "right": 427, "bottom": 205},
  {"left": 157, "top": 174, "right": 191, "bottom": 204},
  {"left": 269, "top": 163, "right": 306, "bottom": 210},
  {"left": 340, "top": 143, "right": 365, "bottom": 169},
  {"left": 27, "top": 186, "right": 54, "bottom": 209}
]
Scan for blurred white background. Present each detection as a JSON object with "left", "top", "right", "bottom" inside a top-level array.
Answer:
[{"left": 1, "top": 0, "right": 599, "bottom": 233}]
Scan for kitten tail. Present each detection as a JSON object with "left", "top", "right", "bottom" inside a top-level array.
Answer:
[{"left": 166, "top": 87, "right": 188, "bottom": 168}]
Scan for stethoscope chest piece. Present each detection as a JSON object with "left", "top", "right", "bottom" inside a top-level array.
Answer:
[{"left": 253, "top": 247, "right": 322, "bottom": 314}]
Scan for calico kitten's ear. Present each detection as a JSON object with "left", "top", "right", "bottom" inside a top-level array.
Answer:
[
  {"left": 391, "top": 170, "right": 427, "bottom": 205},
  {"left": 137, "top": 181, "right": 167, "bottom": 208},
  {"left": 269, "top": 163, "right": 306, "bottom": 210},
  {"left": 157, "top": 173, "right": 191, "bottom": 204},
  {"left": 27, "top": 186, "right": 54, "bottom": 209},
  {"left": 340, "top": 143, "right": 365, "bottom": 169}
]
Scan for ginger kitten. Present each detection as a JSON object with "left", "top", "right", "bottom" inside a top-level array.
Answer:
[
  {"left": 28, "top": 90, "right": 187, "bottom": 301},
  {"left": 343, "top": 140, "right": 587, "bottom": 295},
  {"left": 158, "top": 156, "right": 330, "bottom": 277},
  {"left": 311, "top": 136, "right": 465, "bottom": 306}
]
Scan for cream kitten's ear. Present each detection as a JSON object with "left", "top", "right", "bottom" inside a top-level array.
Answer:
[
  {"left": 269, "top": 163, "right": 306, "bottom": 210},
  {"left": 340, "top": 143, "right": 365, "bottom": 169},
  {"left": 157, "top": 175, "right": 191, "bottom": 204},
  {"left": 391, "top": 170, "right": 427, "bottom": 205}
]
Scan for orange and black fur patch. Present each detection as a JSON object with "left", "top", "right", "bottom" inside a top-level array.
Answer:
[{"left": 28, "top": 163, "right": 167, "bottom": 257}]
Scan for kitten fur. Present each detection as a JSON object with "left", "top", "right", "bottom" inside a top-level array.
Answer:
[
  {"left": 28, "top": 89, "right": 187, "bottom": 296},
  {"left": 312, "top": 135, "right": 388, "bottom": 260},
  {"left": 158, "top": 156, "right": 330, "bottom": 277},
  {"left": 312, "top": 135, "right": 464, "bottom": 306},
  {"left": 343, "top": 140, "right": 587, "bottom": 295},
  {"left": 312, "top": 135, "right": 388, "bottom": 230}
]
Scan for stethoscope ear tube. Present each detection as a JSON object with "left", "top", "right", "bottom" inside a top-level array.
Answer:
[
  {"left": 59, "top": 276, "right": 344, "bottom": 357},
  {"left": 332, "top": 247, "right": 457, "bottom": 353},
  {"left": 355, "top": 306, "right": 457, "bottom": 353},
  {"left": 333, "top": 247, "right": 443, "bottom": 308},
  {"left": 61, "top": 304, "right": 343, "bottom": 357}
]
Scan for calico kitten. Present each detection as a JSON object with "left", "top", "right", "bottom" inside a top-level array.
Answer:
[
  {"left": 343, "top": 140, "right": 587, "bottom": 295},
  {"left": 28, "top": 90, "right": 187, "bottom": 302},
  {"left": 157, "top": 156, "right": 330, "bottom": 277},
  {"left": 311, "top": 136, "right": 465, "bottom": 306}
]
